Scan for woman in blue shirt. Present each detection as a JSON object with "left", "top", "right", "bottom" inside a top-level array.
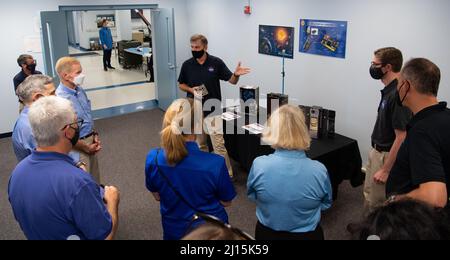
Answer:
[
  {"left": 145, "top": 99, "right": 236, "bottom": 240},
  {"left": 247, "top": 105, "right": 333, "bottom": 240},
  {"left": 99, "top": 19, "right": 114, "bottom": 71}
]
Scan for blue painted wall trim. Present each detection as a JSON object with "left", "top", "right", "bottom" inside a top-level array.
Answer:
[
  {"left": 92, "top": 100, "right": 159, "bottom": 120},
  {"left": 85, "top": 81, "right": 149, "bottom": 93}
]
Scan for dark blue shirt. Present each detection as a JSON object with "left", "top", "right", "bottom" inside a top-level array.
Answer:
[
  {"left": 178, "top": 54, "right": 233, "bottom": 102},
  {"left": 13, "top": 70, "right": 42, "bottom": 91},
  {"left": 8, "top": 151, "right": 112, "bottom": 240},
  {"left": 145, "top": 142, "right": 236, "bottom": 240}
]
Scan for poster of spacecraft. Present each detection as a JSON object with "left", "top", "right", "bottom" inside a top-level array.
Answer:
[
  {"left": 299, "top": 19, "right": 347, "bottom": 59},
  {"left": 258, "top": 25, "right": 294, "bottom": 59}
]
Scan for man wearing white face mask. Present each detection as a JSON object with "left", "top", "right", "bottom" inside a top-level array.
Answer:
[{"left": 55, "top": 57, "right": 101, "bottom": 183}]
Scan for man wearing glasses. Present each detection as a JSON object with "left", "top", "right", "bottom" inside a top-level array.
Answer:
[
  {"left": 13, "top": 54, "right": 42, "bottom": 112},
  {"left": 363, "top": 47, "right": 412, "bottom": 211},
  {"left": 8, "top": 96, "right": 120, "bottom": 240},
  {"left": 56, "top": 57, "right": 102, "bottom": 183}
]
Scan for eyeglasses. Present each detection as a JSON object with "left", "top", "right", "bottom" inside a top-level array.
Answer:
[
  {"left": 27, "top": 60, "right": 37, "bottom": 66},
  {"left": 61, "top": 119, "right": 84, "bottom": 130},
  {"left": 186, "top": 212, "right": 254, "bottom": 240},
  {"left": 371, "top": 61, "right": 384, "bottom": 66}
]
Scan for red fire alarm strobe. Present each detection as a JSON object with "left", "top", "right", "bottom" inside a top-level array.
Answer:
[{"left": 244, "top": 5, "right": 251, "bottom": 14}]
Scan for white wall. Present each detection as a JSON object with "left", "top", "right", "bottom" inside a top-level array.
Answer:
[
  {"left": 116, "top": 10, "right": 133, "bottom": 42},
  {"left": 0, "top": 0, "right": 191, "bottom": 135},
  {"left": 185, "top": 0, "right": 450, "bottom": 161}
]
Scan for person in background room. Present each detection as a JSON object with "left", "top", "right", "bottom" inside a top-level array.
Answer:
[{"left": 99, "top": 19, "right": 115, "bottom": 71}]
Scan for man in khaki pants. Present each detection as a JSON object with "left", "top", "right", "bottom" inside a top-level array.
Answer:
[
  {"left": 364, "top": 47, "right": 412, "bottom": 210},
  {"left": 55, "top": 57, "right": 101, "bottom": 183},
  {"left": 178, "top": 34, "right": 250, "bottom": 179}
]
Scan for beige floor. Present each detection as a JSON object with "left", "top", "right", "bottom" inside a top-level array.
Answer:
[{"left": 69, "top": 47, "right": 155, "bottom": 111}]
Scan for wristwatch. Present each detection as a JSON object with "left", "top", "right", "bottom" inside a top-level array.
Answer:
[{"left": 387, "top": 195, "right": 397, "bottom": 204}]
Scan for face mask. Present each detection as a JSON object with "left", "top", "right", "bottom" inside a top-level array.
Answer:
[
  {"left": 73, "top": 74, "right": 86, "bottom": 86},
  {"left": 396, "top": 82, "right": 410, "bottom": 107},
  {"left": 192, "top": 50, "right": 205, "bottom": 59},
  {"left": 68, "top": 126, "right": 80, "bottom": 147},
  {"left": 369, "top": 64, "right": 385, "bottom": 80},
  {"left": 27, "top": 63, "right": 37, "bottom": 73}
]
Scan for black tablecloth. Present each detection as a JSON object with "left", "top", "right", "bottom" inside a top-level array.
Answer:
[{"left": 223, "top": 113, "right": 364, "bottom": 199}]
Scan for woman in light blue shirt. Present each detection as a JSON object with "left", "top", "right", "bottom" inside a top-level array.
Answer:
[{"left": 247, "top": 105, "right": 332, "bottom": 240}]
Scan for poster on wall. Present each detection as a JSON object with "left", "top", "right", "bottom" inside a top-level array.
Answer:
[
  {"left": 96, "top": 15, "right": 115, "bottom": 28},
  {"left": 259, "top": 25, "right": 294, "bottom": 59},
  {"left": 299, "top": 19, "right": 347, "bottom": 59}
]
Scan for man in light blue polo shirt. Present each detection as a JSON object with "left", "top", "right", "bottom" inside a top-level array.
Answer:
[
  {"left": 8, "top": 96, "right": 119, "bottom": 240},
  {"left": 55, "top": 57, "right": 101, "bottom": 183},
  {"left": 12, "top": 75, "right": 55, "bottom": 161}
]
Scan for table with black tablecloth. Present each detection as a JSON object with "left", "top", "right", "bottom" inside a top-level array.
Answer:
[{"left": 222, "top": 111, "right": 364, "bottom": 199}]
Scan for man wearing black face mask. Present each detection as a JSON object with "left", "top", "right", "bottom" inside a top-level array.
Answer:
[
  {"left": 13, "top": 54, "right": 42, "bottom": 112},
  {"left": 364, "top": 47, "right": 412, "bottom": 211},
  {"left": 178, "top": 34, "right": 251, "bottom": 179},
  {"left": 387, "top": 58, "right": 450, "bottom": 210}
]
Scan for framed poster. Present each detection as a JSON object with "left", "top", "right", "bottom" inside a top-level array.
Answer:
[
  {"left": 259, "top": 25, "right": 294, "bottom": 59},
  {"left": 96, "top": 14, "right": 115, "bottom": 28},
  {"left": 299, "top": 19, "right": 347, "bottom": 59}
]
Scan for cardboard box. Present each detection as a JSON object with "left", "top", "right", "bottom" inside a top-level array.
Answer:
[{"left": 132, "top": 32, "right": 144, "bottom": 43}]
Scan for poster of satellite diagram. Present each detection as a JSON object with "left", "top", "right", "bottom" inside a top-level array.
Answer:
[{"left": 299, "top": 19, "right": 347, "bottom": 59}]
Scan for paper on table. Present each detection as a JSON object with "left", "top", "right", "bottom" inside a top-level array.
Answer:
[
  {"left": 242, "top": 123, "right": 265, "bottom": 134},
  {"left": 222, "top": 111, "right": 241, "bottom": 121}
]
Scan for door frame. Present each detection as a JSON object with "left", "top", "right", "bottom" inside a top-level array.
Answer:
[{"left": 54, "top": 4, "right": 178, "bottom": 111}]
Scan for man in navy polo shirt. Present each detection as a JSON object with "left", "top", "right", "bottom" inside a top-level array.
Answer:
[
  {"left": 13, "top": 54, "right": 42, "bottom": 112},
  {"left": 8, "top": 96, "right": 120, "bottom": 240},
  {"left": 178, "top": 34, "right": 250, "bottom": 179}
]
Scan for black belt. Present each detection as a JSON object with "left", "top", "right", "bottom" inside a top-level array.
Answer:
[
  {"left": 80, "top": 131, "right": 98, "bottom": 140},
  {"left": 372, "top": 143, "right": 391, "bottom": 152}
]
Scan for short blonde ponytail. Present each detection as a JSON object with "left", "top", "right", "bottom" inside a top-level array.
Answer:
[{"left": 161, "top": 99, "right": 197, "bottom": 165}]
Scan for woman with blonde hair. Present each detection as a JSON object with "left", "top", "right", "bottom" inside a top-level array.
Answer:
[
  {"left": 247, "top": 105, "right": 332, "bottom": 240},
  {"left": 145, "top": 99, "right": 236, "bottom": 240}
]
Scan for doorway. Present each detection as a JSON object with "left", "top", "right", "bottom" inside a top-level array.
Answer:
[{"left": 40, "top": 4, "right": 177, "bottom": 118}]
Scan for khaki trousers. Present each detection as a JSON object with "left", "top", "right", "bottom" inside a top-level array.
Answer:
[
  {"left": 78, "top": 135, "right": 101, "bottom": 184},
  {"left": 197, "top": 115, "right": 234, "bottom": 178},
  {"left": 363, "top": 148, "right": 390, "bottom": 210}
]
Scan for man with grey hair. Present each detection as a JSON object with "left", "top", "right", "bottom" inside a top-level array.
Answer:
[
  {"left": 13, "top": 54, "right": 42, "bottom": 112},
  {"left": 12, "top": 75, "right": 56, "bottom": 161},
  {"left": 8, "top": 96, "right": 120, "bottom": 240},
  {"left": 387, "top": 58, "right": 450, "bottom": 210}
]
